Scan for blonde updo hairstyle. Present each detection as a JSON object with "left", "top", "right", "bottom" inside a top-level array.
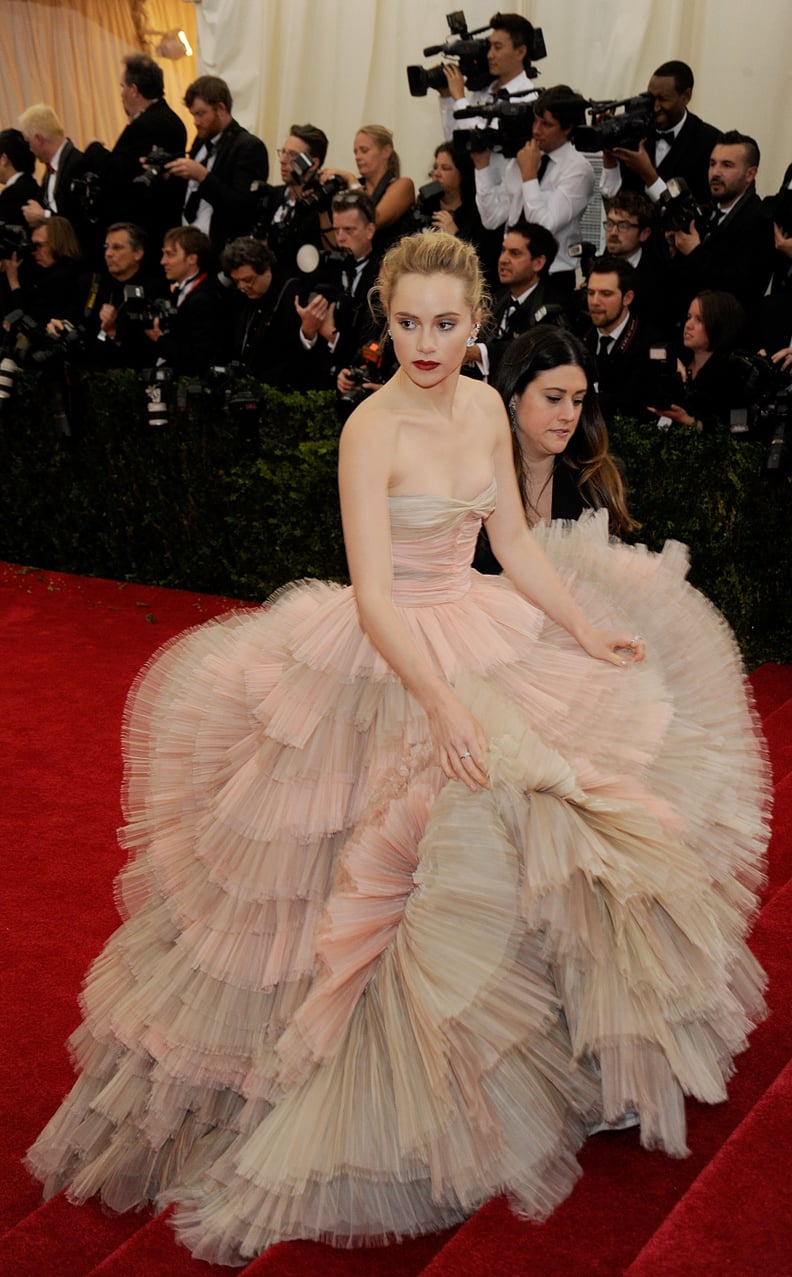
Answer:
[
  {"left": 358, "top": 124, "right": 401, "bottom": 179},
  {"left": 372, "top": 231, "right": 491, "bottom": 326}
]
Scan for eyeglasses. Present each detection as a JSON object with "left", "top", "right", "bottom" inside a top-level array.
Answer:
[
  {"left": 277, "top": 148, "right": 303, "bottom": 160},
  {"left": 603, "top": 219, "right": 641, "bottom": 232}
]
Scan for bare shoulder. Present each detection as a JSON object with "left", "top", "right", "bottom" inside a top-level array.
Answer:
[
  {"left": 458, "top": 375, "right": 509, "bottom": 435},
  {"left": 339, "top": 389, "right": 398, "bottom": 468}
]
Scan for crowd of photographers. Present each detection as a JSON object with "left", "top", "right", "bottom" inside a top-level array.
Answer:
[{"left": 1, "top": 16, "right": 790, "bottom": 459}]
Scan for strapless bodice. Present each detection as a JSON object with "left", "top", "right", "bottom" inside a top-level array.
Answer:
[{"left": 388, "top": 479, "right": 496, "bottom": 605}]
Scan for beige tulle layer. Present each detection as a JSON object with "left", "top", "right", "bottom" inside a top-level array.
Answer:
[{"left": 26, "top": 511, "right": 770, "bottom": 1265}]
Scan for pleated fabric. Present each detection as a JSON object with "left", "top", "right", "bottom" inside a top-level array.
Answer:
[{"left": 26, "top": 483, "right": 770, "bottom": 1266}]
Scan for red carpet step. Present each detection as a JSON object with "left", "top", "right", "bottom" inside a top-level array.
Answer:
[{"left": 623, "top": 1056, "right": 792, "bottom": 1277}]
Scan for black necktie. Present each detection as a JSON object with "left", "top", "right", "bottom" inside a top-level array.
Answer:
[
  {"left": 537, "top": 153, "right": 550, "bottom": 183},
  {"left": 597, "top": 334, "right": 613, "bottom": 357},
  {"left": 183, "top": 140, "right": 214, "bottom": 222},
  {"left": 499, "top": 299, "right": 518, "bottom": 335}
]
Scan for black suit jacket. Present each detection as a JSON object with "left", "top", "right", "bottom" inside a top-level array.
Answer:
[
  {"left": 188, "top": 120, "right": 270, "bottom": 252},
  {"left": 83, "top": 98, "right": 187, "bottom": 237},
  {"left": 483, "top": 279, "right": 572, "bottom": 380},
  {"left": 619, "top": 111, "right": 720, "bottom": 206},
  {"left": 229, "top": 271, "right": 306, "bottom": 388},
  {"left": 39, "top": 139, "right": 88, "bottom": 229},
  {"left": 0, "top": 173, "right": 40, "bottom": 227},
  {"left": 668, "top": 187, "right": 775, "bottom": 318},
  {"left": 150, "top": 274, "right": 231, "bottom": 375},
  {"left": 585, "top": 310, "right": 673, "bottom": 422}
]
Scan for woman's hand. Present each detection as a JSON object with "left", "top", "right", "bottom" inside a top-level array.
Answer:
[
  {"left": 426, "top": 687, "right": 489, "bottom": 791},
  {"left": 577, "top": 625, "right": 646, "bottom": 668},
  {"left": 647, "top": 403, "right": 699, "bottom": 427},
  {"left": 432, "top": 210, "right": 458, "bottom": 235}
]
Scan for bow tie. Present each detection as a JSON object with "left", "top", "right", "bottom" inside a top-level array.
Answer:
[{"left": 655, "top": 131, "right": 676, "bottom": 144}]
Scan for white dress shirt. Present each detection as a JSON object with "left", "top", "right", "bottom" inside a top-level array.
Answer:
[{"left": 475, "top": 140, "right": 595, "bottom": 274}]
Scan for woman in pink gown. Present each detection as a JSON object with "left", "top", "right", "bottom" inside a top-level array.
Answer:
[{"left": 27, "top": 233, "right": 770, "bottom": 1266}]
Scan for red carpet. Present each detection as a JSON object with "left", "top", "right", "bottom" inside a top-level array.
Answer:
[{"left": 2, "top": 562, "right": 791, "bottom": 1277}]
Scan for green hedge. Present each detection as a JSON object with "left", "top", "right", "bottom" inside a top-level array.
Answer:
[{"left": 1, "top": 370, "right": 789, "bottom": 666}]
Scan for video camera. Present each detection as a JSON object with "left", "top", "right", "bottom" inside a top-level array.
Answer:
[
  {"left": 407, "top": 10, "right": 546, "bottom": 97},
  {"left": 572, "top": 94, "right": 654, "bottom": 153},
  {"left": 452, "top": 90, "right": 542, "bottom": 158}
]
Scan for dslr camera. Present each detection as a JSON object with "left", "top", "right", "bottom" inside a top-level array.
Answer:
[
  {"left": 727, "top": 350, "right": 792, "bottom": 475},
  {"left": 119, "top": 285, "right": 176, "bottom": 334},
  {"left": 0, "top": 222, "right": 29, "bottom": 259},
  {"left": 134, "top": 147, "right": 184, "bottom": 189},
  {"left": 656, "top": 176, "right": 707, "bottom": 235}
]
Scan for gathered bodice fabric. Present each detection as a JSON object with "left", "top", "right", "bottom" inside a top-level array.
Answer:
[{"left": 26, "top": 491, "right": 770, "bottom": 1267}]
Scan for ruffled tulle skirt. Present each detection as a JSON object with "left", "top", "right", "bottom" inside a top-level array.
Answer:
[{"left": 26, "top": 512, "right": 770, "bottom": 1265}]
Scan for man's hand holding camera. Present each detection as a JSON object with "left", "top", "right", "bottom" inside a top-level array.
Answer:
[
  {"left": 164, "top": 157, "right": 209, "bottom": 184},
  {"left": 439, "top": 64, "right": 466, "bottom": 101},
  {"left": 666, "top": 219, "right": 701, "bottom": 257},
  {"left": 295, "top": 294, "right": 335, "bottom": 343}
]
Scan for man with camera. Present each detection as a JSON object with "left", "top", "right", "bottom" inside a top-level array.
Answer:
[
  {"left": 256, "top": 125, "right": 330, "bottom": 275},
  {"left": 17, "top": 104, "right": 89, "bottom": 248},
  {"left": 221, "top": 237, "right": 304, "bottom": 389},
  {"left": 584, "top": 254, "right": 673, "bottom": 423},
  {"left": 601, "top": 60, "right": 719, "bottom": 207},
  {"left": 295, "top": 190, "right": 385, "bottom": 396},
  {"left": 600, "top": 192, "right": 672, "bottom": 327},
  {"left": 666, "top": 131, "right": 775, "bottom": 320},
  {"left": 141, "top": 226, "right": 228, "bottom": 376},
  {"left": 67, "top": 221, "right": 166, "bottom": 369},
  {"left": 466, "top": 219, "right": 569, "bottom": 380},
  {"left": 165, "top": 76, "right": 269, "bottom": 254},
  {"left": 473, "top": 84, "right": 595, "bottom": 293},
  {"left": 437, "top": 12, "right": 539, "bottom": 145},
  {"left": 82, "top": 55, "right": 187, "bottom": 240}
]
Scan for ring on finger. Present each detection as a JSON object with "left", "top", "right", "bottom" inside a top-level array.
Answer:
[{"left": 459, "top": 750, "right": 472, "bottom": 760}]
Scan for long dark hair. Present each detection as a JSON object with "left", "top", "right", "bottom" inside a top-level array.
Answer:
[{"left": 494, "top": 327, "right": 638, "bottom": 534}]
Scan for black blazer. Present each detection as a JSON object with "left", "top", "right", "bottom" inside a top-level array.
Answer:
[
  {"left": 150, "top": 275, "right": 231, "bottom": 375},
  {"left": 484, "top": 279, "right": 572, "bottom": 380},
  {"left": 229, "top": 271, "right": 307, "bottom": 389},
  {"left": 618, "top": 112, "right": 720, "bottom": 205},
  {"left": 83, "top": 98, "right": 188, "bottom": 237},
  {"left": 584, "top": 310, "right": 673, "bottom": 422},
  {"left": 473, "top": 464, "right": 589, "bottom": 574},
  {"left": 668, "top": 187, "right": 776, "bottom": 318},
  {"left": 188, "top": 120, "right": 270, "bottom": 252},
  {"left": 39, "top": 139, "right": 87, "bottom": 228},
  {"left": 0, "top": 173, "right": 40, "bottom": 226}
]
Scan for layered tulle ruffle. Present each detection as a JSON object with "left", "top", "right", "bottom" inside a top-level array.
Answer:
[{"left": 25, "top": 496, "right": 770, "bottom": 1265}]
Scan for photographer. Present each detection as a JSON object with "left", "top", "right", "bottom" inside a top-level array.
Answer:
[
  {"left": 0, "top": 128, "right": 39, "bottom": 225},
  {"left": 139, "top": 226, "right": 228, "bottom": 376},
  {"left": 221, "top": 237, "right": 304, "bottom": 389},
  {"left": 2, "top": 216, "right": 83, "bottom": 329},
  {"left": 322, "top": 125, "right": 415, "bottom": 254},
  {"left": 666, "top": 132, "right": 775, "bottom": 321},
  {"left": 648, "top": 289, "right": 746, "bottom": 432},
  {"left": 258, "top": 125, "right": 330, "bottom": 274},
  {"left": 437, "top": 12, "right": 538, "bottom": 144},
  {"left": 82, "top": 55, "right": 187, "bottom": 240},
  {"left": 473, "top": 85, "right": 595, "bottom": 292},
  {"left": 295, "top": 190, "right": 384, "bottom": 395},
  {"left": 601, "top": 61, "right": 719, "bottom": 207},
  {"left": 166, "top": 76, "right": 269, "bottom": 254},
  {"left": 17, "top": 104, "right": 89, "bottom": 248},
  {"left": 584, "top": 255, "right": 673, "bottom": 424},
  {"left": 73, "top": 222, "right": 166, "bottom": 370},
  {"left": 601, "top": 193, "right": 672, "bottom": 328}
]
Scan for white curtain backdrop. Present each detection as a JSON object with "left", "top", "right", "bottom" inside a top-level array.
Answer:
[
  {"left": 195, "top": 0, "right": 791, "bottom": 196},
  {"left": 0, "top": 1, "right": 789, "bottom": 198}
]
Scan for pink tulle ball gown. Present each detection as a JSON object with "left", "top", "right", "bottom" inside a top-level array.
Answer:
[{"left": 26, "top": 481, "right": 770, "bottom": 1266}]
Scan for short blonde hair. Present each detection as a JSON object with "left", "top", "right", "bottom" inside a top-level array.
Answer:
[
  {"left": 18, "top": 104, "right": 64, "bottom": 142},
  {"left": 372, "top": 231, "right": 490, "bottom": 321}
]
